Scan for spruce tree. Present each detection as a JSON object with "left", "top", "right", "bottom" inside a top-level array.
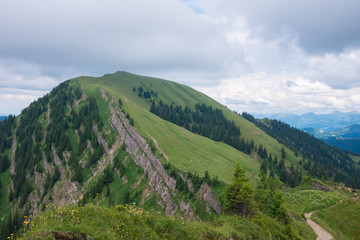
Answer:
[
  {"left": 281, "top": 147, "right": 286, "bottom": 160},
  {"left": 224, "top": 161, "right": 254, "bottom": 217}
]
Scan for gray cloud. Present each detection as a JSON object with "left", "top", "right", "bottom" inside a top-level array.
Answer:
[
  {"left": 191, "top": 0, "right": 360, "bottom": 53},
  {"left": 0, "top": 0, "right": 360, "bottom": 115},
  {"left": 0, "top": 0, "right": 227, "bottom": 83},
  {"left": 224, "top": 97, "right": 246, "bottom": 105}
]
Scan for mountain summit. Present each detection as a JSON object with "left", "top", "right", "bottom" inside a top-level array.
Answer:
[{"left": 0, "top": 72, "right": 359, "bottom": 239}]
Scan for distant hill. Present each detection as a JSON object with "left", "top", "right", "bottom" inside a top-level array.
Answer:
[
  {"left": 323, "top": 138, "right": 360, "bottom": 155},
  {"left": 313, "top": 124, "right": 360, "bottom": 154},
  {"left": 267, "top": 112, "right": 360, "bottom": 154},
  {"left": 269, "top": 111, "right": 360, "bottom": 131},
  {"left": 0, "top": 116, "right": 7, "bottom": 121},
  {"left": 242, "top": 112, "right": 360, "bottom": 187}
]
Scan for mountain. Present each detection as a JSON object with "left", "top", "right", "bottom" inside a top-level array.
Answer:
[
  {"left": 307, "top": 124, "right": 360, "bottom": 139},
  {"left": 315, "top": 124, "right": 360, "bottom": 154},
  {"left": 0, "top": 116, "right": 7, "bottom": 121},
  {"left": 0, "top": 71, "right": 359, "bottom": 239},
  {"left": 270, "top": 111, "right": 360, "bottom": 131},
  {"left": 268, "top": 112, "right": 360, "bottom": 154}
]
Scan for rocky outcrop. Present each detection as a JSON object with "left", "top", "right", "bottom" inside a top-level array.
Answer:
[
  {"left": 66, "top": 102, "right": 72, "bottom": 113},
  {"left": 74, "top": 89, "right": 87, "bottom": 107},
  {"left": 198, "top": 183, "right": 221, "bottom": 214},
  {"left": 100, "top": 88, "right": 108, "bottom": 102},
  {"left": 311, "top": 182, "right": 330, "bottom": 192},
  {"left": 10, "top": 136, "right": 17, "bottom": 174},
  {"left": 92, "top": 124, "right": 109, "bottom": 154},
  {"left": 52, "top": 146, "right": 65, "bottom": 178},
  {"left": 43, "top": 152, "right": 53, "bottom": 175},
  {"left": 101, "top": 88, "right": 181, "bottom": 215},
  {"left": 179, "top": 200, "right": 194, "bottom": 218}
]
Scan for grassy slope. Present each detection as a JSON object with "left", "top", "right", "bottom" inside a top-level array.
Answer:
[
  {"left": 312, "top": 199, "right": 360, "bottom": 240},
  {"left": 18, "top": 204, "right": 273, "bottom": 240},
  {"left": 16, "top": 179, "right": 360, "bottom": 240},
  {"left": 350, "top": 154, "right": 360, "bottom": 163},
  {"left": 76, "top": 71, "right": 301, "bottom": 185}
]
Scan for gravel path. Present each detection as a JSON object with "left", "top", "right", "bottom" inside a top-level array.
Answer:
[{"left": 305, "top": 211, "right": 333, "bottom": 240}]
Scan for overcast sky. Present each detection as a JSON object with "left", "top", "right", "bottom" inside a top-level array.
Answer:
[{"left": 1, "top": 0, "right": 360, "bottom": 115}]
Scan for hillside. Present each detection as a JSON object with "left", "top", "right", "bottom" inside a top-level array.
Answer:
[
  {"left": 242, "top": 113, "right": 360, "bottom": 188},
  {"left": 0, "top": 71, "right": 359, "bottom": 239},
  {"left": 268, "top": 112, "right": 360, "bottom": 154},
  {"left": 15, "top": 180, "right": 360, "bottom": 239},
  {"left": 305, "top": 124, "right": 360, "bottom": 154}
]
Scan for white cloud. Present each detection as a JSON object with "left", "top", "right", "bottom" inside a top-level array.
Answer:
[
  {"left": 307, "top": 49, "right": 360, "bottom": 89},
  {"left": 189, "top": 0, "right": 360, "bottom": 52},
  {"left": 0, "top": 88, "right": 48, "bottom": 115},
  {"left": 0, "top": 0, "right": 226, "bottom": 78},
  {"left": 196, "top": 73, "right": 360, "bottom": 114},
  {"left": 0, "top": 60, "right": 59, "bottom": 90}
]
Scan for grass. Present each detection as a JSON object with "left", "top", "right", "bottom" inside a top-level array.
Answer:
[
  {"left": 77, "top": 72, "right": 272, "bottom": 186},
  {"left": 18, "top": 204, "right": 289, "bottom": 240},
  {"left": 284, "top": 189, "right": 347, "bottom": 214},
  {"left": 312, "top": 199, "right": 360, "bottom": 240},
  {"left": 350, "top": 153, "right": 360, "bottom": 164},
  {"left": 112, "top": 161, "right": 146, "bottom": 204}
]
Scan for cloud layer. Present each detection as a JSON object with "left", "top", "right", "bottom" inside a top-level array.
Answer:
[{"left": 0, "top": 0, "right": 359, "bottom": 115}]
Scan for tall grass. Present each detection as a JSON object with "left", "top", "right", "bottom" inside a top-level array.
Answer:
[
  {"left": 285, "top": 189, "right": 346, "bottom": 213},
  {"left": 18, "top": 204, "right": 273, "bottom": 240},
  {"left": 314, "top": 199, "right": 360, "bottom": 240}
]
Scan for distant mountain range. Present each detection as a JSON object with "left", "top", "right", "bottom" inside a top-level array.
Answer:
[
  {"left": 0, "top": 116, "right": 7, "bottom": 121},
  {"left": 263, "top": 111, "right": 360, "bottom": 154},
  {"left": 268, "top": 111, "right": 360, "bottom": 131}
]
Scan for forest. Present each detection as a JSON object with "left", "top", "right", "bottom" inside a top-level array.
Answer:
[
  {"left": 242, "top": 112, "right": 360, "bottom": 188},
  {"left": 149, "top": 101, "right": 302, "bottom": 188},
  {"left": 150, "top": 101, "right": 254, "bottom": 154}
]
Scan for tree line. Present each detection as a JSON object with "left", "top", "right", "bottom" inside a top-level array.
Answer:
[
  {"left": 242, "top": 112, "right": 360, "bottom": 188},
  {"left": 150, "top": 101, "right": 255, "bottom": 154}
]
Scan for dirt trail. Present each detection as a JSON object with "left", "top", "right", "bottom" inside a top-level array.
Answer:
[{"left": 305, "top": 211, "right": 333, "bottom": 240}]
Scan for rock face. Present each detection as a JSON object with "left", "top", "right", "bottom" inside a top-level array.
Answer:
[
  {"left": 10, "top": 136, "right": 16, "bottom": 174},
  {"left": 92, "top": 124, "right": 109, "bottom": 154},
  {"left": 199, "top": 183, "right": 221, "bottom": 214},
  {"left": 99, "top": 88, "right": 223, "bottom": 217},
  {"left": 101, "top": 88, "right": 180, "bottom": 215},
  {"left": 52, "top": 147, "right": 65, "bottom": 178},
  {"left": 311, "top": 182, "right": 330, "bottom": 192},
  {"left": 9, "top": 85, "right": 221, "bottom": 221}
]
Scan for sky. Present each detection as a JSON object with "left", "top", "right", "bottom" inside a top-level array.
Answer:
[{"left": 1, "top": 0, "right": 360, "bottom": 115}]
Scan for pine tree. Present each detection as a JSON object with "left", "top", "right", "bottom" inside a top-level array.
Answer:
[
  {"left": 204, "top": 170, "right": 210, "bottom": 182},
  {"left": 260, "top": 160, "right": 267, "bottom": 174},
  {"left": 224, "top": 161, "right": 254, "bottom": 217},
  {"left": 281, "top": 147, "right": 286, "bottom": 160}
]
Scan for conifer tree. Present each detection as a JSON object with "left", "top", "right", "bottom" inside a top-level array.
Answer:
[
  {"left": 281, "top": 147, "right": 286, "bottom": 160},
  {"left": 224, "top": 161, "right": 254, "bottom": 217}
]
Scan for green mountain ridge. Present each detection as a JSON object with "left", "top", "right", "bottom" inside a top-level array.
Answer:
[
  {"left": 302, "top": 124, "right": 360, "bottom": 154},
  {"left": 0, "top": 71, "right": 359, "bottom": 239}
]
